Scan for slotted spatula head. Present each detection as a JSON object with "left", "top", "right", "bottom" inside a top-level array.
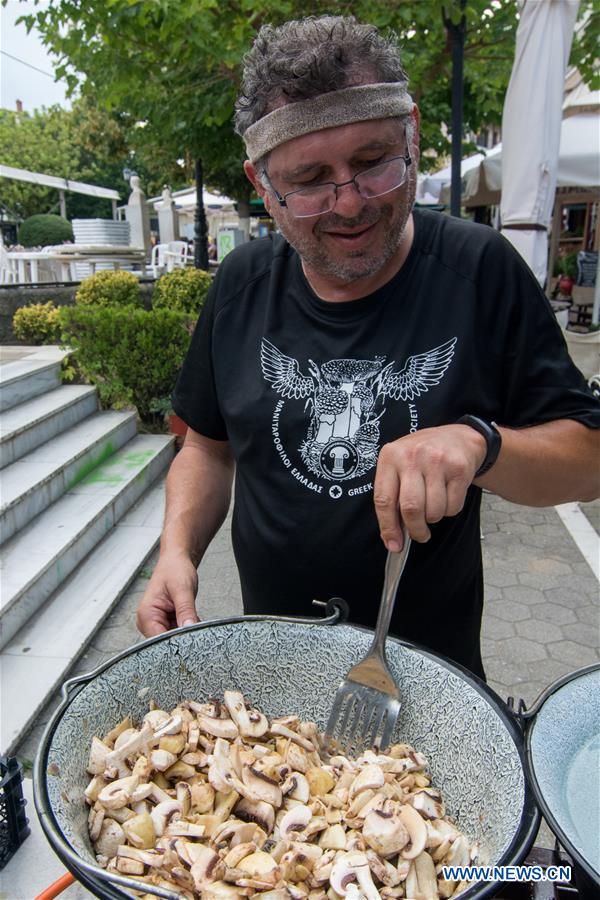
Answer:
[
  {"left": 325, "top": 537, "right": 410, "bottom": 756},
  {"left": 326, "top": 683, "right": 400, "bottom": 758}
]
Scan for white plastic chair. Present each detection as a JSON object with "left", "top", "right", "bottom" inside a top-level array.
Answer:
[
  {"left": 151, "top": 243, "right": 168, "bottom": 278},
  {"left": 164, "top": 240, "right": 192, "bottom": 272},
  {"left": 0, "top": 244, "right": 17, "bottom": 284}
]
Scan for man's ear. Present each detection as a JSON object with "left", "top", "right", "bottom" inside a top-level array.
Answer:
[
  {"left": 410, "top": 105, "right": 421, "bottom": 164},
  {"left": 244, "top": 160, "right": 273, "bottom": 215}
]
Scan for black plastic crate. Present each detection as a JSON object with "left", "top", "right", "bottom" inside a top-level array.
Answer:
[{"left": 0, "top": 757, "right": 30, "bottom": 869}]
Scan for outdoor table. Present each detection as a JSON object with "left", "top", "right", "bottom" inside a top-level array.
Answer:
[
  {"left": 6, "top": 246, "right": 147, "bottom": 283},
  {"left": 5, "top": 250, "right": 87, "bottom": 284}
]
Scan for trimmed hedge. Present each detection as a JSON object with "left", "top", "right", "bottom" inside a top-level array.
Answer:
[
  {"left": 152, "top": 267, "right": 212, "bottom": 314},
  {"left": 75, "top": 270, "right": 142, "bottom": 308},
  {"left": 59, "top": 305, "right": 195, "bottom": 420},
  {"left": 12, "top": 301, "right": 61, "bottom": 344},
  {"left": 19, "top": 214, "right": 74, "bottom": 248}
]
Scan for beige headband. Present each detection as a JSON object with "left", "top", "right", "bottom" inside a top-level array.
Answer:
[{"left": 243, "top": 82, "right": 413, "bottom": 163}]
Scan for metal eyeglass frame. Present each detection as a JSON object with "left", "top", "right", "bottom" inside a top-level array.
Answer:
[{"left": 263, "top": 149, "right": 413, "bottom": 219}]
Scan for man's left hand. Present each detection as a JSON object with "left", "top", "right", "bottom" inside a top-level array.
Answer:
[{"left": 373, "top": 424, "right": 487, "bottom": 549}]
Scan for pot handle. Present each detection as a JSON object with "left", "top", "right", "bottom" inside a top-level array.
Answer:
[
  {"left": 311, "top": 597, "right": 350, "bottom": 623},
  {"left": 505, "top": 695, "right": 532, "bottom": 732},
  {"left": 60, "top": 671, "right": 96, "bottom": 702}
]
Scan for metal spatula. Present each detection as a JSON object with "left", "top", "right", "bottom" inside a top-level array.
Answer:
[{"left": 325, "top": 532, "right": 411, "bottom": 757}]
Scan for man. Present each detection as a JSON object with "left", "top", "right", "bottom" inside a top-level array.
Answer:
[{"left": 137, "top": 16, "right": 599, "bottom": 678}]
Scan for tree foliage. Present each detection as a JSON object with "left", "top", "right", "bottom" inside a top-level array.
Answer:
[
  {"left": 0, "top": 97, "right": 189, "bottom": 220},
  {"left": 19, "top": 0, "right": 597, "bottom": 198}
]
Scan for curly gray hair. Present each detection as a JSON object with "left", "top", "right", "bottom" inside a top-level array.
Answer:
[{"left": 234, "top": 15, "right": 410, "bottom": 137}]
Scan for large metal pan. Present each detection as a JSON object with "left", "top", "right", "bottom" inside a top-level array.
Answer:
[
  {"left": 34, "top": 612, "right": 540, "bottom": 899},
  {"left": 523, "top": 664, "right": 599, "bottom": 897}
]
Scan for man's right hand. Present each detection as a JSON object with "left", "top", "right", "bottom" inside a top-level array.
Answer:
[{"left": 136, "top": 553, "right": 200, "bottom": 637}]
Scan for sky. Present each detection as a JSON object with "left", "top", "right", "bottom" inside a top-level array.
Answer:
[{"left": 1, "top": 0, "right": 70, "bottom": 112}]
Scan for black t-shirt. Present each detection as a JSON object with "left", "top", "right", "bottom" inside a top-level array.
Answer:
[{"left": 173, "top": 209, "right": 599, "bottom": 678}]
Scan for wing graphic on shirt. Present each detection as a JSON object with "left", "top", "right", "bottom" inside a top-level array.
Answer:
[
  {"left": 378, "top": 338, "right": 457, "bottom": 402},
  {"left": 261, "top": 338, "right": 314, "bottom": 399}
]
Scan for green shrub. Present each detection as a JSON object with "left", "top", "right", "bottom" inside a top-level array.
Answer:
[
  {"left": 75, "top": 270, "right": 142, "bottom": 308},
  {"left": 13, "top": 302, "right": 61, "bottom": 344},
  {"left": 18, "top": 214, "right": 74, "bottom": 248},
  {"left": 59, "top": 305, "right": 194, "bottom": 419},
  {"left": 153, "top": 267, "right": 212, "bottom": 314}
]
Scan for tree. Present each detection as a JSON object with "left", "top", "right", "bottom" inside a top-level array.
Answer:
[
  {"left": 0, "top": 98, "right": 189, "bottom": 220},
  {"left": 20, "top": 0, "right": 597, "bottom": 210}
]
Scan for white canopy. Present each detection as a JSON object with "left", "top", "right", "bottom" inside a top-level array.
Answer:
[
  {"left": 0, "top": 164, "right": 120, "bottom": 200},
  {"left": 416, "top": 152, "right": 485, "bottom": 205},
  {"left": 457, "top": 112, "right": 600, "bottom": 207}
]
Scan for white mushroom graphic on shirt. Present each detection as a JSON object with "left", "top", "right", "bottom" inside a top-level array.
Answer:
[{"left": 261, "top": 337, "right": 457, "bottom": 482}]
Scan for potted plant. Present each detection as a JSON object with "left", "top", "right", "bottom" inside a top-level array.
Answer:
[{"left": 149, "top": 397, "right": 188, "bottom": 446}]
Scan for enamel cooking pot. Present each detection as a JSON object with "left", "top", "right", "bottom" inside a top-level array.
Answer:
[{"left": 35, "top": 612, "right": 546, "bottom": 899}]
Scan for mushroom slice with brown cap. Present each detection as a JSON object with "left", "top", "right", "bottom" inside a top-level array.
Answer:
[
  {"left": 224, "top": 691, "right": 269, "bottom": 739},
  {"left": 365, "top": 850, "right": 402, "bottom": 888},
  {"left": 412, "top": 789, "right": 445, "bottom": 821},
  {"left": 399, "top": 804, "right": 428, "bottom": 860},
  {"left": 241, "top": 765, "right": 283, "bottom": 807},
  {"left": 278, "top": 804, "right": 312, "bottom": 840},
  {"left": 209, "top": 739, "right": 246, "bottom": 795},
  {"left": 236, "top": 797, "right": 276, "bottom": 834},
  {"left": 98, "top": 774, "right": 140, "bottom": 810},
  {"left": 223, "top": 841, "right": 258, "bottom": 868},
  {"left": 150, "top": 800, "right": 181, "bottom": 837},
  {"left": 363, "top": 807, "right": 410, "bottom": 858},
  {"left": 330, "top": 850, "right": 382, "bottom": 900},
  {"left": 190, "top": 845, "right": 225, "bottom": 892},
  {"left": 282, "top": 772, "right": 311, "bottom": 804}
]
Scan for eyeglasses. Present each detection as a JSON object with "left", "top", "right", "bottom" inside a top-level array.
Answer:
[{"left": 264, "top": 151, "right": 412, "bottom": 219}]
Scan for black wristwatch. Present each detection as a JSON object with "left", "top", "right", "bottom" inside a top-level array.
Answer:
[{"left": 456, "top": 415, "right": 502, "bottom": 477}]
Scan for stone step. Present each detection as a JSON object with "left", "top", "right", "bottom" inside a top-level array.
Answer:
[
  {"left": 0, "top": 358, "right": 61, "bottom": 412},
  {"left": 0, "top": 410, "right": 138, "bottom": 544},
  {"left": 0, "top": 433, "right": 174, "bottom": 651},
  {"left": 0, "top": 384, "right": 99, "bottom": 468},
  {"left": 0, "top": 480, "right": 166, "bottom": 755}
]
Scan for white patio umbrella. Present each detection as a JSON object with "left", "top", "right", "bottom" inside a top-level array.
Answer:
[{"left": 499, "top": 0, "right": 580, "bottom": 285}]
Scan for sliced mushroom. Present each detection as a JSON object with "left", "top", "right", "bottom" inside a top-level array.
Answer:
[
  {"left": 399, "top": 803, "right": 428, "bottom": 860},
  {"left": 190, "top": 845, "right": 225, "bottom": 891},
  {"left": 198, "top": 715, "right": 239, "bottom": 740},
  {"left": 150, "top": 800, "right": 181, "bottom": 836},
  {"left": 413, "top": 789, "right": 445, "bottom": 821},
  {"left": 406, "top": 851, "right": 439, "bottom": 899},
  {"left": 282, "top": 772, "right": 311, "bottom": 803},
  {"left": 349, "top": 765, "right": 385, "bottom": 799},
  {"left": 98, "top": 774, "right": 140, "bottom": 810},
  {"left": 241, "top": 765, "right": 283, "bottom": 807},
  {"left": 235, "top": 797, "right": 276, "bottom": 834},
  {"left": 94, "top": 818, "right": 125, "bottom": 858},
  {"left": 117, "top": 844, "right": 165, "bottom": 868},
  {"left": 330, "top": 851, "right": 381, "bottom": 900},
  {"left": 279, "top": 804, "right": 312, "bottom": 840},
  {"left": 87, "top": 737, "right": 112, "bottom": 776},
  {"left": 270, "top": 722, "right": 314, "bottom": 752},
  {"left": 363, "top": 808, "right": 410, "bottom": 857},
  {"left": 224, "top": 691, "right": 269, "bottom": 739}
]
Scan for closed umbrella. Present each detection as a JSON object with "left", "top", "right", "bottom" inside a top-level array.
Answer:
[{"left": 500, "top": 0, "right": 580, "bottom": 285}]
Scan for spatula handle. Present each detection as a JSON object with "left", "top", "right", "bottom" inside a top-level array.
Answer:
[{"left": 370, "top": 529, "right": 411, "bottom": 657}]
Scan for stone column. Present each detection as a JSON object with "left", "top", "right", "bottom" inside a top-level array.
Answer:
[
  {"left": 125, "top": 175, "right": 151, "bottom": 255},
  {"left": 154, "top": 186, "right": 179, "bottom": 244}
]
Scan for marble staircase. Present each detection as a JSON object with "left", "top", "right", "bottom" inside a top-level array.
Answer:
[{"left": 0, "top": 353, "right": 174, "bottom": 754}]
